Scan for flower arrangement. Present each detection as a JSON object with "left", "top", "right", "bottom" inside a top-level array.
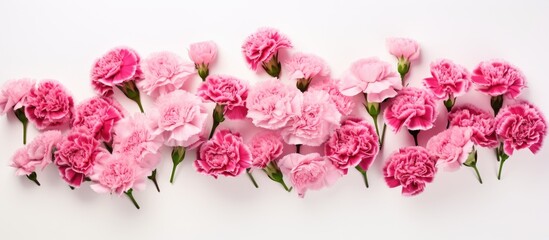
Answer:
[{"left": 4, "top": 27, "right": 546, "bottom": 209}]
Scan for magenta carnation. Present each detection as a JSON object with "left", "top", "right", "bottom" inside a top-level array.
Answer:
[
  {"left": 242, "top": 27, "right": 292, "bottom": 71},
  {"left": 449, "top": 105, "right": 498, "bottom": 148},
  {"left": 24, "top": 80, "right": 74, "bottom": 130},
  {"left": 72, "top": 97, "right": 125, "bottom": 143},
  {"left": 495, "top": 102, "right": 547, "bottom": 155},
  {"left": 248, "top": 132, "right": 284, "bottom": 169},
  {"left": 426, "top": 127, "right": 474, "bottom": 171},
  {"left": 0, "top": 78, "right": 35, "bottom": 114},
  {"left": 324, "top": 118, "right": 379, "bottom": 174},
  {"left": 90, "top": 47, "right": 143, "bottom": 96},
  {"left": 384, "top": 146, "right": 437, "bottom": 196},
  {"left": 90, "top": 152, "right": 147, "bottom": 195},
  {"left": 138, "top": 51, "right": 196, "bottom": 98},
  {"left": 246, "top": 79, "right": 301, "bottom": 129},
  {"left": 384, "top": 87, "right": 437, "bottom": 132},
  {"left": 471, "top": 59, "right": 525, "bottom": 99},
  {"left": 423, "top": 59, "right": 471, "bottom": 100},
  {"left": 198, "top": 74, "right": 249, "bottom": 120},
  {"left": 194, "top": 129, "right": 252, "bottom": 178}
]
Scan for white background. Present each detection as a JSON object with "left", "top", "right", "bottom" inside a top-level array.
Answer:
[{"left": 1, "top": 0, "right": 548, "bottom": 239}]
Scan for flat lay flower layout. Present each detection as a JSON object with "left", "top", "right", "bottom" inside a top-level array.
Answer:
[{"left": 2, "top": 27, "right": 546, "bottom": 209}]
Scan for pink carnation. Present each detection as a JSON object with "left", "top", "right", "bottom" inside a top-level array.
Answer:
[
  {"left": 189, "top": 41, "right": 218, "bottom": 65},
  {"left": 113, "top": 113, "right": 164, "bottom": 170},
  {"left": 90, "top": 152, "right": 147, "bottom": 195},
  {"left": 324, "top": 118, "right": 379, "bottom": 174},
  {"left": 194, "top": 129, "right": 252, "bottom": 178},
  {"left": 386, "top": 37, "right": 420, "bottom": 61},
  {"left": 423, "top": 59, "right": 471, "bottom": 99},
  {"left": 54, "top": 128, "right": 104, "bottom": 187},
  {"left": 281, "top": 89, "right": 342, "bottom": 146},
  {"left": 138, "top": 51, "right": 196, "bottom": 98},
  {"left": 338, "top": 57, "right": 402, "bottom": 103},
  {"left": 384, "top": 146, "right": 436, "bottom": 196},
  {"left": 495, "top": 102, "right": 547, "bottom": 155},
  {"left": 242, "top": 27, "right": 292, "bottom": 70},
  {"left": 72, "top": 97, "right": 125, "bottom": 143},
  {"left": 384, "top": 87, "right": 437, "bottom": 132},
  {"left": 248, "top": 132, "right": 284, "bottom": 169},
  {"left": 0, "top": 78, "right": 35, "bottom": 114},
  {"left": 278, "top": 153, "right": 341, "bottom": 198},
  {"left": 11, "top": 131, "right": 63, "bottom": 176},
  {"left": 426, "top": 127, "right": 474, "bottom": 171},
  {"left": 449, "top": 105, "right": 498, "bottom": 148},
  {"left": 312, "top": 82, "right": 355, "bottom": 116},
  {"left": 24, "top": 80, "right": 74, "bottom": 130},
  {"left": 90, "top": 47, "right": 143, "bottom": 96},
  {"left": 284, "top": 53, "right": 330, "bottom": 81},
  {"left": 471, "top": 59, "right": 525, "bottom": 99},
  {"left": 152, "top": 90, "right": 208, "bottom": 148},
  {"left": 246, "top": 79, "right": 301, "bottom": 129},
  {"left": 197, "top": 74, "right": 249, "bottom": 120}
]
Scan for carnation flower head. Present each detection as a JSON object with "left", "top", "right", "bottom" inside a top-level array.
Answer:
[
  {"left": 495, "top": 101, "right": 546, "bottom": 155},
  {"left": 189, "top": 41, "right": 218, "bottom": 66},
  {"left": 90, "top": 47, "right": 143, "bottom": 95},
  {"left": 384, "top": 87, "right": 437, "bottom": 132},
  {"left": 471, "top": 59, "right": 525, "bottom": 99},
  {"left": 0, "top": 78, "right": 35, "bottom": 114},
  {"left": 311, "top": 81, "right": 355, "bottom": 116},
  {"left": 24, "top": 80, "right": 74, "bottom": 130},
  {"left": 384, "top": 146, "right": 436, "bottom": 196},
  {"left": 423, "top": 59, "right": 471, "bottom": 100},
  {"left": 138, "top": 51, "right": 196, "bottom": 98},
  {"left": 90, "top": 152, "right": 147, "bottom": 195},
  {"left": 198, "top": 74, "right": 249, "bottom": 120},
  {"left": 449, "top": 105, "right": 498, "bottom": 148},
  {"left": 72, "top": 97, "right": 125, "bottom": 143},
  {"left": 426, "top": 126, "right": 474, "bottom": 171},
  {"left": 248, "top": 132, "right": 284, "bottom": 169},
  {"left": 242, "top": 27, "right": 292, "bottom": 71}
]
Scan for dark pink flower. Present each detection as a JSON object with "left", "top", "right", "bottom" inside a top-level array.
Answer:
[
  {"left": 72, "top": 97, "right": 125, "bottom": 143},
  {"left": 194, "top": 129, "right": 252, "bottom": 178},
  {"left": 242, "top": 27, "right": 292, "bottom": 71},
  {"left": 495, "top": 102, "right": 546, "bottom": 155},
  {"left": 423, "top": 59, "right": 471, "bottom": 100},
  {"left": 24, "top": 80, "right": 74, "bottom": 130},
  {"left": 324, "top": 118, "right": 379, "bottom": 174},
  {"left": 449, "top": 105, "right": 498, "bottom": 148},
  {"left": 91, "top": 48, "right": 143, "bottom": 96},
  {"left": 248, "top": 132, "right": 284, "bottom": 169},
  {"left": 384, "top": 146, "right": 437, "bottom": 196},
  {"left": 197, "top": 74, "right": 249, "bottom": 120},
  {"left": 471, "top": 59, "right": 525, "bottom": 99},
  {"left": 384, "top": 87, "right": 437, "bottom": 132}
]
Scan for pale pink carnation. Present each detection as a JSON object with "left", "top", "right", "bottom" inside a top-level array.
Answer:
[
  {"left": 90, "top": 152, "right": 147, "bottom": 195},
  {"left": 384, "top": 146, "right": 436, "bottom": 196},
  {"left": 194, "top": 129, "right": 252, "bottom": 178},
  {"left": 138, "top": 51, "right": 196, "bottom": 98},
  {"left": 198, "top": 74, "right": 249, "bottom": 120},
  {"left": 246, "top": 79, "right": 302, "bottom": 129},
  {"left": 54, "top": 128, "right": 104, "bottom": 187},
  {"left": 424, "top": 59, "right": 471, "bottom": 99},
  {"left": 386, "top": 37, "right": 420, "bottom": 61},
  {"left": 189, "top": 41, "right": 218, "bottom": 65},
  {"left": 384, "top": 87, "right": 437, "bottom": 132},
  {"left": 0, "top": 78, "right": 35, "bottom": 114},
  {"left": 242, "top": 27, "right": 292, "bottom": 70},
  {"left": 426, "top": 127, "right": 474, "bottom": 171},
  {"left": 471, "top": 59, "right": 525, "bottom": 99},
  {"left": 278, "top": 153, "right": 342, "bottom": 198},
  {"left": 281, "top": 89, "right": 342, "bottom": 146},
  {"left": 91, "top": 47, "right": 142, "bottom": 96},
  {"left": 284, "top": 53, "right": 330, "bottom": 81},
  {"left": 449, "top": 105, "right": 498, "bottom": 148},
  {"left": 11, "top": 149, "right": 33, "bottom": 176},
  {"left": 25, "top": 130, "right": 63, "bottom": 169},
  {"left": 25, "top": 80, "right": 74, "bottom": 130},
  {"left": 72, "top": 97, "right": 125, "bottom": 143},
  {"left": 495, "top": 102, "right": 547, "bottom": 155},
  {"left": 338, "top": 57, "right": 402, "bottom": 102},
  {"left": 113, "top": 113, "right": 164, "bottom": 170},
  {"left": 248, "top": 132, "right": 284, "bottom": 169},
  {"left": 152, "top": 90, "right": 208, "bottom": 148},
  {"left": 311, "top": 81, "right": 355, "bottom": 116},
  {"left": 325, "top": 118, "right": 379, "bottom": 174}
]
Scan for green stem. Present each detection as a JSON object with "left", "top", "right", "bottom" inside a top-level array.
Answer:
[
  {"left": 170, "top": 147, "right": 186, "bottom": 183},
  {"left": 472, "top": 165, "right": 483, "bottom": 184},
  {"left": 26, "top": 172, "right": 40, "bottom": 186},
  {"left": 296, "top": 144, "right": 302, "bottom": 153},
  {"left": 134, "top": 97, "right": 144, "bottom": 113},
  {"left": 280, "top": 179, "right": 292, "bottom": 192},
  {"left": 103, "top": 142, "right": 113, "bottom": 153},
  {"left": 372, "top": 114, "right": 381, "bottom": 142},
  {"left": 380, "top": 123, "right": 387, "bottom": 149},
  {"left": 124, "top": 189, "right": 140, "bottom": 209},
  {"left": 246, "top": 169, "right": 259, "bottom": 188},
  {"left": 497, "top": 158, "right": 506, "bottom": 180},
  {"left": 147, "top": 169, "right": 160, "bottom": 192},
  {"left": 209, "top": 120, "right": 220, "bottom": 139},
  {"left": 355, "top": 166, "right": 369, "bottom": 188},
  {"left": 495, "top": 148, "right": 500, "bottom": 162},
  {"left": 409, "top": 130, "right": 420, "bottom": 146}
]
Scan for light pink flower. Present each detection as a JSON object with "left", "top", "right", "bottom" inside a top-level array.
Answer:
[
  {"left": 284, "top": 53, "right": 330, "bottom": 81},
  {"left": 495, "top": 102, "right": 547, "bottom": 155},
  {"left": 138, "top": 51, "right": 196, "bottom": 98},
  {"left": 0, "top": 78, "right": 35, "bottom": 114},
  {"left": 386, "top": 37, "right": 420, "bottom": 61},
  {"left": 423, "top": 59, "right": 471, "bottom": 99},
  {"left": 248, "top": 132, "right": 284, "bottom": 169},
  {"left": 426, "top": 127, "right": 474, "bottom": 171},
  {"left": 242, "top": 27, "right": 292, "bottom": 70},
  {"left": 311, "top": 81, "right": 355, "bottom": 116},
  {"left": 72, "top": 97, "right": 125, "bottom": 143},
  {"left": 246, "top": 79, "right": 301, "bottom": 129},
  {"left": 152, "top": 90, "right": 208, "bottom": 147},
  {"left": 90, "top": 47, "right": 143, "bottom": 96},
  {"left": 54, "top": 128, "right": 104, "bottom": 187},
  {"left": 11, "top": 131, "right": 62, "bottom": 176},
  {"left": 278, "top": 153, "right": 342, "bottom": 198},
  {"left": 24, "top": 80, "right": 74, "bottom": 130},
  {"left": 338, "top": 57, "right": 402, "bottom": 102},
  {"left": 189, "top": 41, "right": 218, "bottom": 65},
  {"left": 325, "top": 118, "right": 379, "bottom": 174},
  {"left": 384, "top": 146, "right": 436, "bottom": 196},
  {"left": 198, "top": 74, "right": 249, "bottom": 120},
  {"left": 471, "top": 60, "right": 525, "bottom": 99},
  {"left": 90, "top": 152, "right": 147, "bottom": 195},
  {"left": 113, "top": 113, "right": 164, "bottom": 170},
  {"left": 194, "top": 129, "right": 252, "bottom": 178},
  {"left": 281, "top": 89, "right": 342, "bottom": 146},
  {"left": 384, "top": 87, "right": 437, "bottom": 132},
  {"left": 449, "top": 105, "right": 498, "bottom": 148}
]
